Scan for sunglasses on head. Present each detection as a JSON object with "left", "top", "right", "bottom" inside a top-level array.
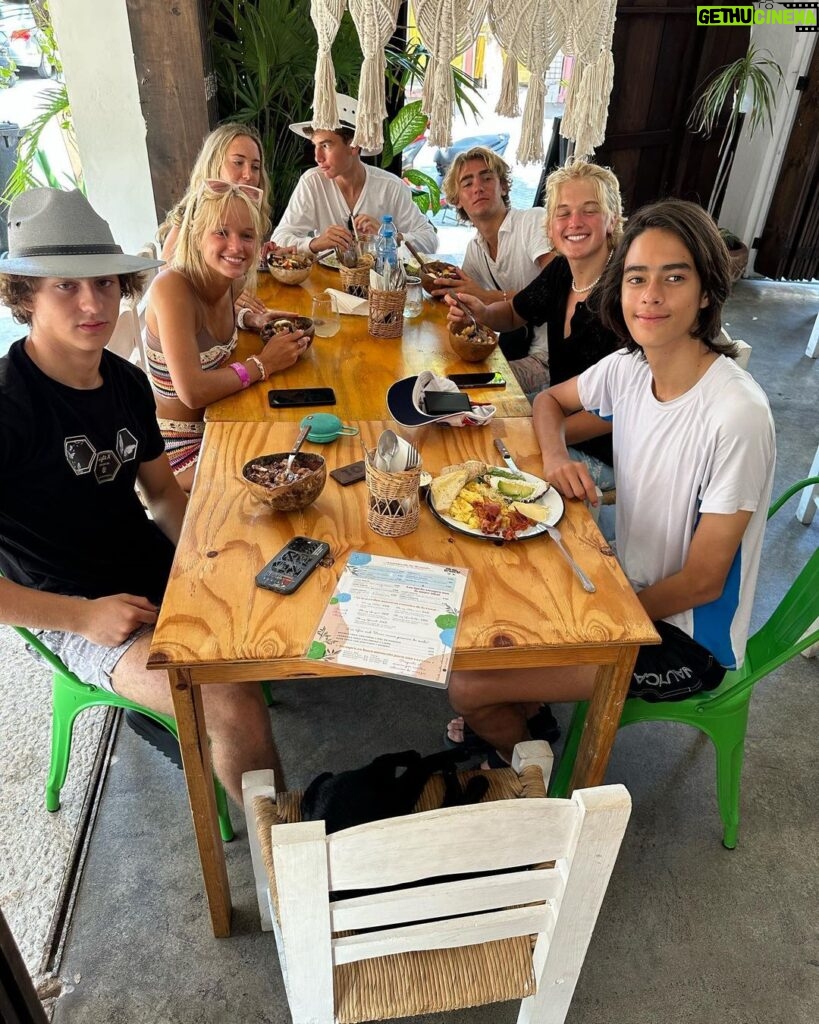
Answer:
[{"left": 201, "top": 179, "right": 263, "bottom": 205}]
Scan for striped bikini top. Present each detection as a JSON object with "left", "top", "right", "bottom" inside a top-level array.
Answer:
[{"left": 144, "top": 323, "right": 238, "bottom": 402}]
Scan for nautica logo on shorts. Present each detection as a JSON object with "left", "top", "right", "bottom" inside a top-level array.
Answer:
[{"left": 633, "top": 666, "right": 694, "bottom": 689}]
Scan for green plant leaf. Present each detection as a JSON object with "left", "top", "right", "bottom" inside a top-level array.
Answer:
[
  {"left": 404, "top": 168, "right": 440, "bottom": 213},
  {"left": 385, "top": 101, "right": 428, "bottom": 163}
]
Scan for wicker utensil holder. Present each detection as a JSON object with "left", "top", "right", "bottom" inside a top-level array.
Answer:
[
  {"left": 339, "top": 263, "right": 370, "bottom": 298},
  {"left": 365, "top": 449, "right": 421, "bottom": 536},
  {"left": 368, "top": 288, "right": 407, "bottom": 338}
]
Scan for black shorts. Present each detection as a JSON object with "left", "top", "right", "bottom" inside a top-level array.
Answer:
[{"left": 628, "top": 620, "right": 726, "bottom": 703}]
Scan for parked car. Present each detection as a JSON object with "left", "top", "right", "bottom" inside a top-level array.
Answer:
[
  {"left": 0, "top": 2, "right": 55, "bottom": 78},
  {"left": 0, "top": 29, "right": 17, "bottom": 86}
]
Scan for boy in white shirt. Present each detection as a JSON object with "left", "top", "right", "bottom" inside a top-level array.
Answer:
[
  {"left": 435, "top": 146, "right": 553, "bottom": 392},
  {"left": 446, "top": 199, "right": 775, "bottom": 765},
  {"left": 272, "top": 92, "right": 438, "bottom": 256}
]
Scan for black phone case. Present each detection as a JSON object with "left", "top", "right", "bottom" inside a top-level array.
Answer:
[
  {"left": 424, "top": 391, "right": 473, "bottom": 414},
  {"left": 447, "top": 372, "right": 507, "bottom": 389},
  {"left": 255, "top": 537, "right": 330, "bottom": 595},
  {"left": 329, "top": 461, "right": 366, "bottom": 486},
  {"left": 267, "top": 389, "right": 337, "bottom": 408}
]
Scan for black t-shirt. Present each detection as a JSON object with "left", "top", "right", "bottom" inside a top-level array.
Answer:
[
  {"left": 0, "top": 340, "right": 175, "bottom": 603},
  {"left": 513, "top": 256, "right": 618, "bottom": 466}
]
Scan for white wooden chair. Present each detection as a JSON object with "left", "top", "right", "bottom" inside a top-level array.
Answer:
[
  {"left": 720, "top": 328, "right": 752, "bottom": 370},
  {"left": 106, "top": 242, "right": 161, "bottom": 370},
  {"left": 243, "top": 743, "right": 631, "bottom": 1024}
]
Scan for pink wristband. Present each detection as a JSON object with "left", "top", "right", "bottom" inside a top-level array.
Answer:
[{"left": 229, "top": 361, "right": 251, "bottom": 389}]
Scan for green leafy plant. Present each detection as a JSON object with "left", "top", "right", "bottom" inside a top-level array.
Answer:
[
  {"left": 1, "top": 84, "right": 83, "bottom": 205},
  {"left": 208, "top": 0, "right": 363, "bottom": 224},
  {"left": 380, "top": 41, "right": 480, "bottom": 215},
  {"left": 688, "top": 45, "right": 783, "bottom": 216}
]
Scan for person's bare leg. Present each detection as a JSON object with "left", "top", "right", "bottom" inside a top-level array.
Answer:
[
  {"left": 110, "top": 633, "right": 283, "bottom": 804},
  {"left": 448, "top": 665, "right": 597, "bottom": 763},
  {"left": 447, "top": 700, "right": 542, "bottom": 744}
]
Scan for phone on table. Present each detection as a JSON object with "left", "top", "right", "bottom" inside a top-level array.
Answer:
[
  {"left": 447, "top": 372, "right": 507, "bottom": 389},
  {"left": 268, "top": 388, "right": 336, "bottom": 408},
  {"left": 423, "top": 390, "right": 473, "bottom": 415},
  {"left": 255, "top": 536, "right": 331, "bottom": 595},
  {"left": 329, "top": 460, "right": 366, "bottom": 486}
]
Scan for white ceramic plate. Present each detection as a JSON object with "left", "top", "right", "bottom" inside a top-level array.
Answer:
[{"left": 427, "top": 469, "right": 563, "bottom": 540}]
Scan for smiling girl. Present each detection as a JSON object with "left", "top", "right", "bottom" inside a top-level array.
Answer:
[{"left": 145, "top": 183, "right": 309, "bottom": 491}]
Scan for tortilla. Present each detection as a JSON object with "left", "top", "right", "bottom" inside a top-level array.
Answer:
[{"left": 430, "top": 469, "right": 470, "bottom": 514}]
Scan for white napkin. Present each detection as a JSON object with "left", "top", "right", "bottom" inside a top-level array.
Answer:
[
  {"left": 325, "top": 288, "right": 368, "bottom": 316},
  {"left": 412, "top": 370, "right": 496, "bottom": 427}
]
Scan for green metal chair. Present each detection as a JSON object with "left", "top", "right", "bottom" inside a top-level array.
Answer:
[
  {"left": 550, "top": 477, "right": 819, "bottom": 849},
  {"left": 13, "top": 624, "right": 234, "bottom": 842}
]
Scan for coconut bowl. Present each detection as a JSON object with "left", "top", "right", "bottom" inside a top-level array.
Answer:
[
  {"left": 266, "top": 252, "right": 315, "bottom": 285},
  {"left": 448, "top": 322, "right": 499, "bottom": 363},
  {"left": 260, "top": 315, "right": 315, "bottom": 351},
  {"left": 419, "top": 260, "right": 461, "bottom": 296},
  {"left": 241, "top": 452, "right": 326, "bottom": 511}
]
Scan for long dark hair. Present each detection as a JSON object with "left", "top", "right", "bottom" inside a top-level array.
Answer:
[{"left": 591, "top": 199, "right": 737, "bottom": 358}]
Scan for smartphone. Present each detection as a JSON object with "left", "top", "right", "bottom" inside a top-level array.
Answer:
[
  {"left": 447, "top": 372, "right": 507, "bottom": 389},
  {"left": 268, "top": 388, "right": 336, "bottom": 408},
  {"left": 255, "top": 536, "right": 331, "bottom": 595},
  {"left": 329, "top": 460, "right": 366, "bottom": 486},
  {"left": 424, "top": 390, "right": 473, "bottom": 415}
]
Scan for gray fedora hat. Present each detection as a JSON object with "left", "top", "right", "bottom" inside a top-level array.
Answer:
[
  {"left": 289, "top": 92, "right": 383, "bottom": 157},
  {"left": 1, "top": 188, "right": 164, "bottom": 277}
]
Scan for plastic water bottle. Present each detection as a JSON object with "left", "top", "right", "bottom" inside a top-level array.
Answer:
[{"left": 375, "top": 215, "right": 403, "bottom": 288}]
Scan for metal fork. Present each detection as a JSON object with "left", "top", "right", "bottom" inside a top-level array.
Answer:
[{"left": 404, "top": 444, "right": 421, "bottom": 470}]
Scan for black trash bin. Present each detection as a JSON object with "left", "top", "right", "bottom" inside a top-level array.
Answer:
[{"left": 0, "top": 121, "right": 22, "bottom": 254}]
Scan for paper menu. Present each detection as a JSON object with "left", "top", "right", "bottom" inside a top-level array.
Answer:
[{"left": 305, "top": 552, "right": 469, "bottom": 688}]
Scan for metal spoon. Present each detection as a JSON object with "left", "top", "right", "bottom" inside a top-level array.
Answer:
[
  {"left": 376, "top": 429, "right": 399, "bottom": 472},
  {"left": 285, "top": 424, "right": 312, "bottom": 481}
]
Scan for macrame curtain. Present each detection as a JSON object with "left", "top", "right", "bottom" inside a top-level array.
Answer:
[
  {"left": 307, "top": 0, "right": 617, "bottom": 161},
  {"left": 488, "top": 0, "right": 566, "bottom": 164},
  {"left": 412, "top": 0, "right": 489, "bottom": 148},
  {"left": 309, "top": 0, "right": 347, "bottom": 129},
  {"left": 559, "top": 0, "right": 617, "bottom": 159},
  {"left": 347, "top": 0, "right": 401, "bottom": 152}
]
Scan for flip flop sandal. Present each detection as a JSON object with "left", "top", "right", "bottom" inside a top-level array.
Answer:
[{"left": 443, "top": 705, "right": 561, "bottom": 755}]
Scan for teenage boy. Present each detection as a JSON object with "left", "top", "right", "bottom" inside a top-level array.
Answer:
[
  {"left": 437, "top": 146, "right": 554, "bottom": 391},
  {"left": 446, "top": 199, "right": 775, "bottom": 764},
  {"left": 272, "top": 92, "right": 438, "bottom": 256},
  {"left": 0, "top": 188, "right": 283, "bottom": 802}
]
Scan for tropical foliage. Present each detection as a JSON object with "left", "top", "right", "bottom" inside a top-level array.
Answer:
[
  {"left": 208, "top": 0, "right": 363, "bottom": 223},
  {"left": 208, "top": 2, "right": 481, "bottom": 221}
]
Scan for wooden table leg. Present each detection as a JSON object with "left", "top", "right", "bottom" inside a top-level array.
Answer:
[
  {"left": 169, "top": 668, "right": 232, "bottom": 937},
  {"left": 568, "top": 646, "right": 639, "bottom": 792}
]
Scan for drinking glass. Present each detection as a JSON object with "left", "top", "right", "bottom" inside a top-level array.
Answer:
[
  {"left": 403, "top": 276, "right": 424, "bottom": 319},
  {"left": 311, "top": 293, "right": 340, "bottom": 337}
]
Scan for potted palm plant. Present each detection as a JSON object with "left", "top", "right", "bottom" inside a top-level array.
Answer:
[{"left": 687, "top": 44, "right": 783, "bottom": 279}]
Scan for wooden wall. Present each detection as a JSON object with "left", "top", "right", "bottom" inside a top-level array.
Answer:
[{"left": 596, "top": 2, "right": 749, "bottom": 217}]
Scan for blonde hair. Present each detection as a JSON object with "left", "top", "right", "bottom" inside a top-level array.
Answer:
[
  {"left": 172, "top": 185, "right": 263, "bottom": 296},
  {"left": 544, "top": 159, "right": 624, "bottom": 249},
  {"left": 160, "top": 123, "right": 271, "bottom": 240},
  {"left": 442, "top": 146, "right": 513, "bottom": 222}
]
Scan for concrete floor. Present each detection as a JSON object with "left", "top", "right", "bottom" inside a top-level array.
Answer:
[{"left": 52, "top": 278, "right": 818, "bottom": 1024}]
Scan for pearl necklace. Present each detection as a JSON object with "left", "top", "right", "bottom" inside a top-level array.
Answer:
[{"left": 571, "top": 250, "right": 613, "bottom": 294}]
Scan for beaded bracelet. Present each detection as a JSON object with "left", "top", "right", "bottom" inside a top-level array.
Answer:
[
  {"left": 236, "top": 306, "right": 252, "bottom": 331},
  {"left": 229, "top": 361, "right": 251, "bottom": 389},
  {"left": 247, "top": 354, "right": 267, "bottom": 382}
]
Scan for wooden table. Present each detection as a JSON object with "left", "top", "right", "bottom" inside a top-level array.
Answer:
[
  {"left": 148, "top": 417, "right": 659, "bottom": 936},
  {"left": 206, "top": 266, "right": 531, "bottom": 421}
]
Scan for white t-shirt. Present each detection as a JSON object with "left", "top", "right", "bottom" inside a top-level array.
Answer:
[
  {"left": 272, "top": 164, "right": 439, "bottom": 255},
  {"left": 578, "top": 350, "right": 776, "bottom": 669},
  {"left": 461, "top": 208, "right": 551, "bottom": 361}
]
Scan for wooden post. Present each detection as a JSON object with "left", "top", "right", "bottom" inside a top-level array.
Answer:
[{"left": 125, "top": 0, "right": 212, "bottom": 222}]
